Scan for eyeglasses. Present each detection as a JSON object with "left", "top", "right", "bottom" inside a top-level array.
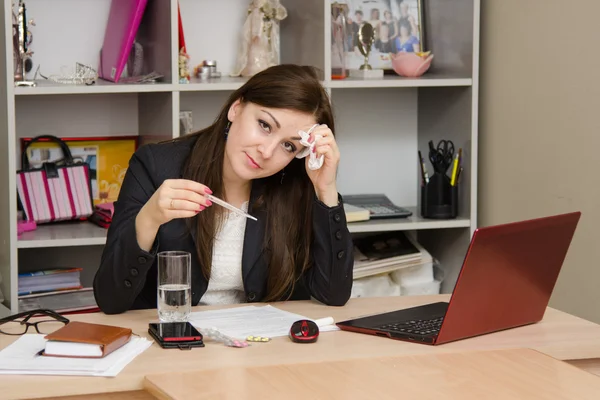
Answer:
[{"left": 0, "top": 309, "right": 69, "bottom": 335}]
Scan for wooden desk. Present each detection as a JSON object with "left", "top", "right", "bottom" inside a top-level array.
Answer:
[
  {"left": 144, "top": 348, "right": 600, "bottom": 400},
  {"left": 2, "top": 295, "right": 600, "bottom": 399}
]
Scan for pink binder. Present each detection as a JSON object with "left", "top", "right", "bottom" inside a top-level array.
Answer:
[{"left": 99, "top": 0, "right": 148, "bottom": 83}]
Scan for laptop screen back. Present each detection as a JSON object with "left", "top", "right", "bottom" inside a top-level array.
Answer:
[{"left": 436, "top": 212, "right": 581, "bottom": 344}]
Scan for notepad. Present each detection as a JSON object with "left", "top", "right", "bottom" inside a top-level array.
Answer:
[{"left": 43, "top": 321, "right": 132, "bottom": 358}]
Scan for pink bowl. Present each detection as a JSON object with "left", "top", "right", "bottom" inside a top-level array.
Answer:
[{"left": 391, "top": 52, "right": 434, "bottom": 78}]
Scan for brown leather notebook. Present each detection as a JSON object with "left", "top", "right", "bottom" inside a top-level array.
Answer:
[{"left": 43, "top": 321, "right": 132, "bottom": 358}]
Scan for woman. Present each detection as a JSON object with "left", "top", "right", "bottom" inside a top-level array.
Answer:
[
  {"left": 383, "top": 10, "right": 398, "bottom": 48},
  {"left": 93, "top": 65, "right": 354, "bottom": 314},
  {"left": 375, "top": 22, "right": 394, "bottom": 54},
  {"left": 395, "top": 19, "right": 421, "bottom": 53}
]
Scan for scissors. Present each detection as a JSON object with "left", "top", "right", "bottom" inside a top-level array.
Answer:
[{"left": 428, "top": 140, "right": 455, "bottom": 173}]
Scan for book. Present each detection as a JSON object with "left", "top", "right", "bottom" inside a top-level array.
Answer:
[
  {"left": 18, "top": 268, "right": 82, "bottom": 295},
  {"left": 353, "top": 231, "right": 420, "bottom": 260},
  {"left": 43, "top": 321, "right": 132, "bottom": 358}
]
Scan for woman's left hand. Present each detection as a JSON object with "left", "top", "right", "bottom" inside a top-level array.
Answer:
[{"left": 305, "top": 124, "right": 340, "bottom": 207}]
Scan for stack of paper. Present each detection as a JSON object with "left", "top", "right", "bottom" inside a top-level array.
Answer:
[
  {"left": 19, "top": 288, "right": 98, "bottom": 313},
  {"left": 0, "top": 334, "right": 151, "bottom": 377},
  {"left": 188, "top": 305, "right": 338, "bottom": 339}
]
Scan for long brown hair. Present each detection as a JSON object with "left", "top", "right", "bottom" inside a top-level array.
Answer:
[{"left": 180, "top": 65, "right": 335, "bottom": 301}]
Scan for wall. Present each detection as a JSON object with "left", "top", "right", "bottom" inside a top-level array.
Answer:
[{"left": 479, "top": 0, "right": 600, "bottom": 323}]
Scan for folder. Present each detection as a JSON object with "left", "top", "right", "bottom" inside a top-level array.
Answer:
[
  {"left": 98, "top": 0, "right": 148, "bottom": 82},
  {"left": 43, "top": 321, "right": 132, "bottom": 358}
]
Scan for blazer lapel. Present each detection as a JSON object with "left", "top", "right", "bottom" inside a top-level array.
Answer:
[{"left": 242, "top": 181, "right": 267, "bottom": 282}]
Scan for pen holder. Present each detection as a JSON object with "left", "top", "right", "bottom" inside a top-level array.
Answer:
[{"left": 421, "top": 172, "right": 458, "bottom": 219}]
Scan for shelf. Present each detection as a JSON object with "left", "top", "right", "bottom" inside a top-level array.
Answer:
[
  {"left": 14, "top": 211, "right": 469, "bottom": 248},
  {"left": 347, "top": 208, "right": 471, "bottom": 233},
  {"left": 14, "top": 80, "right": 175, "bottom": 96},
  {"left": 177, "top": 77, "right": 249, "bottom": 92},
  {"left": 13, "top": 75, "right": 472, "bottom": 95},
  {"left": 326, "top": 74, "right": 472, "bottom": 89},
  {"left": 17, "top": 222, "right": 107, "bottom": 249}
]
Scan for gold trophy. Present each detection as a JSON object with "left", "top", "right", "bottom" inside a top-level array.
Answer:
[
  {"left": 349, "top": 22, "right": 383, "bottom": 79},
  {"left": 356, "top": 22, "right": 374, "bottom": 70}
]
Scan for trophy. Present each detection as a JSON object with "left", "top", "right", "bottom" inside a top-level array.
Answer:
[
  {"left": 356, "top": 22, "right": 374, "bottom": 70},
  {"left": 349, "top": 22, "right": 383, "bottom": 79},
  {"left": 13, "top": 1, "right": 36, "bottom": 87}
]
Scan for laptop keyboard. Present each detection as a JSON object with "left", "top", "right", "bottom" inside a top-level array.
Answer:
[{"left": 377, "top": 316, "right": 444, "bottom": 336}]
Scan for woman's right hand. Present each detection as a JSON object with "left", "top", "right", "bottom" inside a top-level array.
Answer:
[{"left": 139, "top": 179, "right": 213, "bottom": 229}]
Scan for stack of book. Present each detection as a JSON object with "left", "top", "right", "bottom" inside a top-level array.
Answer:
[{"left": 18, "top": 268, "right": 98, "bottom": 313}]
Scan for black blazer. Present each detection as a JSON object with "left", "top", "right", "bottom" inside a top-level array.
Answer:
[{"left": 93, "top": 137, "right": 354, "bottom": 314}]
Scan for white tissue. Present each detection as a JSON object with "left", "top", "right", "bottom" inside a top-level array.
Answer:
[{"left": 296, "top": 124, "right": 324, "bottom": 170}]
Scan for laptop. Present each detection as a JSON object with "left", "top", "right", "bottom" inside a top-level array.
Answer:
[{"left": 337, "top": 211, "right": 581, "bottom": 345}]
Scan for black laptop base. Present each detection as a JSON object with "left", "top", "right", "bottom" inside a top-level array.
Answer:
[{"left": 336, "top": 302, "right": 449, "bottom": 344}]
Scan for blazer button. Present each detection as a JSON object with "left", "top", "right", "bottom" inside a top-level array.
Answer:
[
  {"left": 337, "top": 250, "right": 345, "bottom": 259},
  {"left": 333, "top": 213, "right": 341, "bottom": 223},
  {"left": 124, "top": 279, "right": 132, "bottom": 288},
  {"left": 247, "top": 292, "right": 257, "bottom": 301},
  {"left": 335, "top": 230, "right": 342, "bottom": 240},
  {"left": 137, "top": 256, "right": 147, "bottom": 264},
  {"left": 130, "top": 268, "right": 139, "bottom": 277}
]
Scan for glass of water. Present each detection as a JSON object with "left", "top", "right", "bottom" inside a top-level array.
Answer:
[{"left": 157, "top": 251, "right": 191, "bottom": 322}]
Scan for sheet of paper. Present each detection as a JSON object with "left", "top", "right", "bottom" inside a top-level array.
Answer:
[
  {"left": 188, "top": 305, "right": 339, "bottom": 339},
  {"left": 0, "top": 334, "right": 152, "bottom": 377}
]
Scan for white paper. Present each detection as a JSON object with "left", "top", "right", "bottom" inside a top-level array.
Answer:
[
  {"left": 0, "top": 334, "right": 152, "bottom": 377},
  {"left": 188, "top": 305, "right": 339, "bottom": 339}
]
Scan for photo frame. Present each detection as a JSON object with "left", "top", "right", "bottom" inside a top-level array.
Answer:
[
  {"left": 340, "top": 0, "right": 425, "bottom": 71},
  {"left": 20, "top": 136, "right": 138, "bottom": 206}
]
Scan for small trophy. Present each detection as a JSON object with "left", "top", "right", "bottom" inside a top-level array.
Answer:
[
  {"left": 349, "top": 22, "right": 383, "bottom": 79},
  {"left": 13, "top": 0, "right": 36, "bottom": 87},
  {"left": 357, "top": 22, "right": 374, "bottom": 70}
]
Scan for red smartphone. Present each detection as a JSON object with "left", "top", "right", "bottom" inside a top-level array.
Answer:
[{"left": 148, "top": 322, "right": 202, "bottom": 342}]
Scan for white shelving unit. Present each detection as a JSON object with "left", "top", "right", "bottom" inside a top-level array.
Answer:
[{"left": 0, "top": 0, "right": 480, "bottom": 313}]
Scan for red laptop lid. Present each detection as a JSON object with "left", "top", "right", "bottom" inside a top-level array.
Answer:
[{"left": 436, "top": 212, "right": 581, "bottom": 345}]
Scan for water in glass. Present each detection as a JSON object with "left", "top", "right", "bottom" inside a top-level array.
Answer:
[{"left": 157, "top": 251, "right": 191, "bottom": 322}]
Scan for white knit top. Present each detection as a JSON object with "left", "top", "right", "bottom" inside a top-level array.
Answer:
[{"left": 199, "top": 202, "right": 248, "bottom": 305}]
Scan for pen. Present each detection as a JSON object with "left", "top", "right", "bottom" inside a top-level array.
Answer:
[
  {"left": 450, "top": 153, "right": 459, "bottom": 186},
  {"left": 418, "top": 150, "right": 429, "bottom": 186},
  {"left": 205, "top": 194, "right": 258, "bottom": 221}
]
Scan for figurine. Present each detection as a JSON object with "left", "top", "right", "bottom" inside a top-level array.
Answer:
[
  {"left": 13, "top": 0, "right": 36, "bottom": 86},
  {"left": 178, "top": 48, "right": 190, "bottom": 83},
  {"left": 232, "top": 0, "right": 287, "bottom": 77}
]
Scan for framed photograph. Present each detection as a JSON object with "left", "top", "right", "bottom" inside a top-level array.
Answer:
[
  {"left": 20, "top": 136, "right": 138, "bottom": 206},
  {"left": 342, "top": 0, "right": 425, "bottom": 71}
]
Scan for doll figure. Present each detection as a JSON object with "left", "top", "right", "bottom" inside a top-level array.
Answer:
[
  {"left": 178, "top": 48, "right": 191, "bottom": 83},
  {"left": 232, "top": 0, "right": 287, "bottom": 77}
]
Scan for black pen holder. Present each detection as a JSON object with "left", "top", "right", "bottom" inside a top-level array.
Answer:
[{"left": 421, "top": 172, "right": 458, "bottom": 219}]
